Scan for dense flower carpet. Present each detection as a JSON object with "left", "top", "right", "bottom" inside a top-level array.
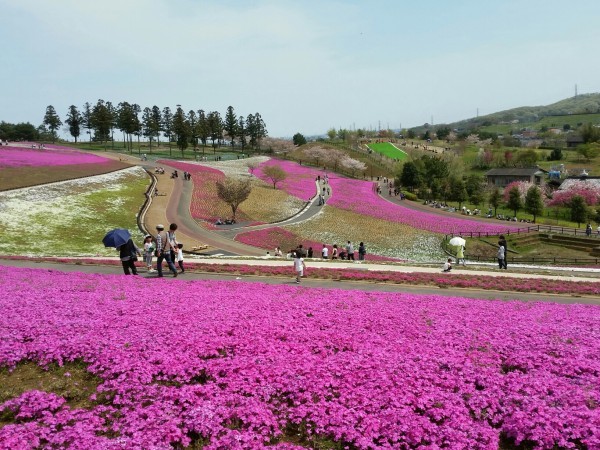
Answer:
[{"left": 1, "top": 268, "right": 599, "bottom": 449}]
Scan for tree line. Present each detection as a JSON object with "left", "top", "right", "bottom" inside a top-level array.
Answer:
[{"left": 3, "top": 103, "right": 267, "bottom": 156}]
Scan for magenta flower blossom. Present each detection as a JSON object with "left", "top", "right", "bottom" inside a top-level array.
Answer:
[
  {"left": 255, "top": 159, "right": 521, "bottom": 234},
  {"left": 0, "top": 267, "right": 599, "bottom": 449},
  {"left": 0, "top": 146, "right": 111, "bottom": 168}
]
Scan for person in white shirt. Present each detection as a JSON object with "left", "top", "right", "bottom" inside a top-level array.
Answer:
[
  {"left": 293, "top": 252, "right": 306, "bottom": 284},
  {"left": 321, "top": 244, "right": 329, "bottom": 259},
  {"left": 442, "top": 258, "right": 452, "bottom": 272}
]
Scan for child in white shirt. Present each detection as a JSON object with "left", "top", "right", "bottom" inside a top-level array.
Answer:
[
  {"left": 442, "top": 258, "right": 452, "bottom": 272},
  {"left": 293, "top": 252, "right": 306, "bottom": 283},
  {"left": 176, "top": 243, "right": 185, "bottom": 273}
]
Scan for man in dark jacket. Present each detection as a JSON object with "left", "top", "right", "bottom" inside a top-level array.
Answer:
[{"left": 119, "top": 238, "right": 141, "bottom": 275}]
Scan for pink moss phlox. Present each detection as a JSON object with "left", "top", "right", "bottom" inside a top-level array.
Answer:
[
  {"left": 0, "top": 146, "right": 111, "bottom": 168},
  {"left": 0, "top": 267, "right": 599, "bottom": 448}
]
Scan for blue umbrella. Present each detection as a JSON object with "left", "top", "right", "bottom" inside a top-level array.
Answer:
[{"left": 102, "top": 228, "right": 131, "bottom": 248}]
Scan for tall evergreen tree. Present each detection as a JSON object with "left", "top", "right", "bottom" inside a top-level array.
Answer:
[
  {"left": 207, "top": 111, "right": 222, "bottom": 151},
  {"left": 42, "top": 105, "right": 62, "bottom": 143},
  {"left": 142, "top": 107, "right": 154, "bottom": 149},
  {"left": 570, "top": 195, "right": 588, "bottom": 227},
  {"left": 172, "top": 105, "right": 189, "bottom": 156},
  {"left": 197, "top": 109, "right": 209, "bottom": 152},
  {"left": 106, "top": 101, "right": 117, "bottom": 149},
  {"left": 507, "top": 186, "right": 523, "bottom": 217},
  {"left": 224, "top": 106, "right": 237, "bottom": 149},
  {"left": 162, "top": 107, "right": 173, "bottom": 155},
  {"left": 65, "top": 105, "right": 82, "bottom": 143},
  {"left": 488, "top": 188, "right": 501, "bottom": 216},
  {"left": 151, "top": 106, "right": 162, "bottom": 147},
  {"left": 91, "top": 99, "right": 112, "bottom": 147},
  {"left": 246, "top": 114, "right": 256, "bottom": 150},
  {"left": 82, "top": 102, "right": 93, "bottom": 145},
  {"left": 238, "top": 116, "right": 246, "bottom": 153},
  {"left": 524, "top": 185, "right": 544, "bottom": 223},
  {"left": 188, "top": 110, "right": 198, "bottom": 150}
]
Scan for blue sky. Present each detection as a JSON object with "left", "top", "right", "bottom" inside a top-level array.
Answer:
[{"left": 1, "top": 0, "right": 600, "bottom": 138}]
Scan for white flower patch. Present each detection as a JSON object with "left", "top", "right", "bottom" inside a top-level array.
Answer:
[
  {"left": 0, "top": 167, "right": 148, "bottom": 257},
  {"left": 178, "top": 156, "right": 270, "bottom": 178}
]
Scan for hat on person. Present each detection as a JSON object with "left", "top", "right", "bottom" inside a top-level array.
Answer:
[{"left": 156, "top": 224, "right": 164, "bottom": 230}]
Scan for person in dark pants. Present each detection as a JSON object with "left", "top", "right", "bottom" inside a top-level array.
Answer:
[
  {"left": 155, "top": 224, "right": 178, "bottom": 277},
  {"left": 358, "top": 242, "right": 366, "bottom": 261},
  {"left": 498, "top": 235, "right": 508, "bottom": 269},
  {"left": 119, "top": 238, "right": 141, "bottom": 275}
]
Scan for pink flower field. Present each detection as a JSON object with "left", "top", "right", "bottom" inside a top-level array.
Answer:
[
  {"left": 1, "top": 268, "right": 599, "bottom": 449},
  {"left": 256, "top": 160, "right": 521, "bottom": 235},
  {"left": 0, "top": 146, "right": 111, "bottom": 168}
]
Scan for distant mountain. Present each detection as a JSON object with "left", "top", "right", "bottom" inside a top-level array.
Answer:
[{"left": 415, "top": 93, "right": 600, "bottom": 132}]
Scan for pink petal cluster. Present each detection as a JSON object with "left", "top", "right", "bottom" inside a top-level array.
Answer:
[
  {"left": 255, "top": 159, "right": 323, "bottom": 201},
  {"left": 0, "top": 146, "right": 111, "bottom": 168},
  {"left": 502, "top": 181, "right": 534, "bottom": 203},
  {"left": 547, "top": 180, "right": 600, "bottom": 207},
  {"left": 1, "top": 267, "right": 599, "bottom": 449},
  {"left": 255, "top": 160, "right": 520, "bottom": 234}
]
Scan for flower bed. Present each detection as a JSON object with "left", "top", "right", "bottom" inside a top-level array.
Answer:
[
  {"left": 255, "top": 159, "right": 520, "bottom": 235},
  {"left": 0, "top": 146, "right": 111, "bottom": 168},
  {"left": 0, "top": 267, "right": 598, "bottom": 449},
  {"left": 161, "top": 160, "right": 304, "bottom": 225}
]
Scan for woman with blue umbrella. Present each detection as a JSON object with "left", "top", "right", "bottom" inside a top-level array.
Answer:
[{"left": 103, "top": 229, "right": 141, "bottom": 275}]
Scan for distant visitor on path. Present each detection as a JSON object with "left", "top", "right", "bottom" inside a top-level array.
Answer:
[
  {"left": 321, "top": 244, "right": 328, "bottom": 259},
  {"left": 497, "top": 244, "right": 506, "bottom": 270},
  {"left": 346, "top": 241, "right": 355, "bottom": 261},
  {"left": 358, "top": 242, "right": 366, "bottom": 261},
  {"left": 498, "top": 235, "right": 508, "bottom": 269}
]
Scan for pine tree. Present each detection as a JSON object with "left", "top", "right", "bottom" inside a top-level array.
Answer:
[
  {"left": 224, "top": 106, "right": 238, "bottom": 149},
  {"left": 42, "top": 105, "right": 62, "bottom": 143},
  {"left": 524, "top": 185, "right": 544, "bottom": 223},
  {"left": 65, "top": 105, "right": 82, "bottom": 143}
]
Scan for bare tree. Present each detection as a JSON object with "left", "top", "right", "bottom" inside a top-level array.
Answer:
[
  {"left": 262, "top": 165, "right": 287, "bottom": 189},
  {"left": 246, "top": 161, "right": 259, "bottom": 176},
  {"left": 215, "top": 178, "right": 252, "bottom": 221}
]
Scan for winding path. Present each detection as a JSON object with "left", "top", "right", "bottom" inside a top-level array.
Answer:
[{"left": 144, "top": 161, "right": 331, "bottom": 256}]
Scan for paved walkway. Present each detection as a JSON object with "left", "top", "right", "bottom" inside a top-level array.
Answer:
[{"left": 1, "top": 258, "right": 598, "bottom": 305}]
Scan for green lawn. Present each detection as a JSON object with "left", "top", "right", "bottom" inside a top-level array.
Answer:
[{"left": 367, "top": 142, "right": 408, "bottom": 160}]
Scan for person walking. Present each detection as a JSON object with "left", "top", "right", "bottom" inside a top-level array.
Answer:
[
  {"left": 331, "top": 244, "right": 338, "bottom": 259},
  {"left": 176, "top": 243, "right": 185, "bottom": 274},
  {"left": 358, "top": 242, "right": 366, "bottom": 261},
  {"left": 119, "top": 238, "right": 141, "bottom": 275},
  {"left": 497, "top": 244, "right": 505, "bottom": 270},
  {"left": 586, "top": 223, "right": 592, "bottom": 237},
  {"left": 498, "top": 235, "right": 508, "bottom": 269},
  {"left": 293, "top": 251, "right": 306, "bottom": 284},
  {"left": 346, "top": 241, "right": 355, "bottom": 261},
  {"left": 155, "top": 224, "right": 178, "bottom": 278},
  {"left": 168, "top": 223, "right": 179, "bottom": 262},
  {"left": 321, "top": 244, "right": 329, "bottom": 259}
]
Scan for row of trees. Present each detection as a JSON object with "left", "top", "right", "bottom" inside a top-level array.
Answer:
[{"left": 41, "top": 103, "right": 267, "bottom": 155}]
